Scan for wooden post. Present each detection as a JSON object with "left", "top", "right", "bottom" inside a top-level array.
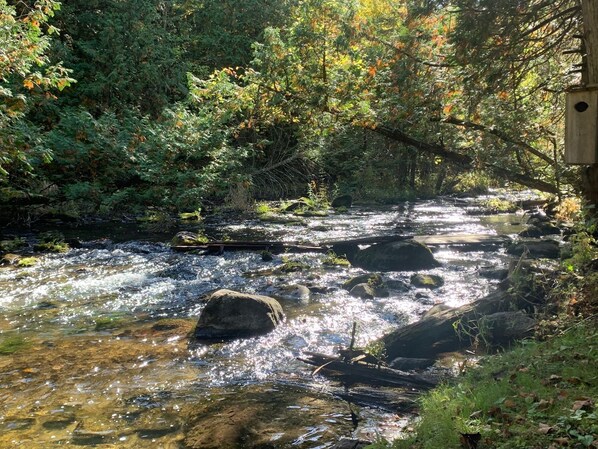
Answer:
[{"left": 581, "top": 0, "right": 598, "bottom": 204}]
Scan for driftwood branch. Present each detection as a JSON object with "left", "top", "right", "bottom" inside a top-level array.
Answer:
[{"left": 299, "top": 351, "right": 438, "bottom": 389}]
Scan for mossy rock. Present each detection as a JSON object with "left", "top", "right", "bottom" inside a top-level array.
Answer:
[
  {"left": 411, "top": 274, "right": 444, "bottom": 289},
  {"left": 343, "top": 273, "right": 389, "bottom": 297},
  {"left": 293, "top": 209, "right": 329, "bottom": 217},
  {"left": 277, "top": 259, "right": 310, "bottom": 273},
  {"left": 261, "top": 251, "right": 274, "bottom": 262},
  {"left": 194, "top": 289, "right": 285, "bottom": 340},
  {"left": 322, "top": 252, "right": 351, "bottom": 267},
  {"left": 507, "top": 239, "right": 560, "bottom": 259},
  {"left": 179, "top": 211, "right": 202, "bottom": 221},
  {"left": 343, "top": 273, "right": 384, "bottom": 291},
  {"left": 331, "top": 194, "right": 353, "bottom": 208},
  {"left": 17, "top": 257, "right": 39, "bottom": 267},
  {"left": 170, "top": 231, "right": 208, "bottom": 246},
  {"left": 34, "top": 232, "right": 70, "bottom": 253},
  {"left": 34, "top": 241, "right": 70, "bottom": 253}
]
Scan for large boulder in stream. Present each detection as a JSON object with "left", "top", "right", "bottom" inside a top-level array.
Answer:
[
  {"left": 353, "top": 240, "right": 440, "bottom": 272},
  {"left": 194, "top": 289, "right": 285, "bottom": 340},
  {"left": 507, "top": 239, "right": 560, "bottom": 259}
]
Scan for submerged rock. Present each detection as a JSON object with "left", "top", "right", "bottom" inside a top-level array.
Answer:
[
  {"left": 194, "top": 289, "right": 285, "bottom": 340},
  {"left": 183, "top": 384, "right": 354, "bottom": 449},
  {"left": 272, "top": 284, "right": 311, "bottom": 303},
  {"left": 331, "top": 438, "right": 372, "bottom": 449},
  {"left": 353, "top": 240, "right": 440, "bottom": 272}
]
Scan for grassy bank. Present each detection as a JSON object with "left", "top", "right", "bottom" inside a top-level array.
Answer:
[{"left": 369, "top": 320, "right": 597, "bottom": 449}]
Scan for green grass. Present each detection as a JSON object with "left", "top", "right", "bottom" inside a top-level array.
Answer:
[{"left": 370, "top": 322, "right": 598, "bottom": 449}]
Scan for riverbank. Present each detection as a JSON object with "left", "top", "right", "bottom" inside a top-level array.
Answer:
[{"left": 367, "top": 255, "right": 598, "bottom": 449}]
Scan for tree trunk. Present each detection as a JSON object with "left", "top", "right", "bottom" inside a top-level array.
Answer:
[
  {"left": 581, "top": 0, "right": 598, "bottom": 204},
  {"left": 581, "top": 0, "right": 598, "bottom": 86}
]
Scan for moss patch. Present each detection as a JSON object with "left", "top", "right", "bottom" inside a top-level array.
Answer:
[{"left": 0, "top": 336, "right": 30, "bottom": 355}]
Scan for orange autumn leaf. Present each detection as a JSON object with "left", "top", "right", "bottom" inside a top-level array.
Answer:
[{"left": 23, "top": 79, "right": 35, "bottom": 90}]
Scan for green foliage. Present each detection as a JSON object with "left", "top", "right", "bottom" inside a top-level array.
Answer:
[
  {"left": 279, "top": 256, "right": 310, "bottom": 273},
  {"left": 479, "top": 198, "right": 519, "bottom": 214},
  {"left": 322, "top": 250, "right": 351, "bottom": 267},
  {"left": 562, "top": 232, "right": 597, "bottom": 274},
  {"left": 17, "top": 256, "right": 39, "bottom": 267},
  {"left": 451, "top": 172, "right": 491, "bottom": 196},
  {"left": 33, "top": 231, "right": 69, "bottom": 253},
  {"left": 255, "top": 201, "right": 276, "bottom": 215},
  {"left": 0, "top": 0, "right": 74, "bottom": 181},
  {"left": 52, "top": 0, "right": 186, "bottom": 116},
  {"left": 0, "top": 237, "right": 27, "bottom": 253}
]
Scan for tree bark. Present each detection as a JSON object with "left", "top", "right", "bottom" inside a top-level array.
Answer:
[
  {"left": 581, "top": 0, "right": 598, "bottom": 86},
  {"left": 581, "top": 0, "right": 598, "bottom": 205}
]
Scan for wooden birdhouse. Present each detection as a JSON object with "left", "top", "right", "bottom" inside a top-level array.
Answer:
[{"left": 565, "top": 88, "right": 598, "bottom": 164}]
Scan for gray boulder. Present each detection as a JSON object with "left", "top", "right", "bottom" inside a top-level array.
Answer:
[
  {"left": 194, "top": 289, "right": 285, "bottom": 339},
  {"left": 331, "top": 195, "right": 353, "bottom": 208},
  {"left": 353, "top": 240, "right": 440, "bottom": 272},
  {"left": 478, "top": 311, "right": 535, "bottom": 345},
  {"left": 343, "top": 273, "right": 389, "bottom": 297},
  {"left": 349, "top": 283, "right": 376, "bottom": 299},
  {"left": 171, "top": 231, "right": 207, "bottom": 247},
  {"left": 507, "top": 239, "right": 560, "bottom": 259}
]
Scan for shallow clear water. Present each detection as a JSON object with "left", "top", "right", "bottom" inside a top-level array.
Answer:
[{"left": 0, "top": 194, "right": 530, "bottom": 448}]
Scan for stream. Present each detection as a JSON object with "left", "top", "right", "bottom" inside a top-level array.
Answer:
[{"left": 0, "top": 193, "right": 533, "bottom": 448}]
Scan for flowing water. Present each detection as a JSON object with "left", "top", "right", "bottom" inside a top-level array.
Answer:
[{"left": 0, "top": 194, "right": 532, "bottom": 448}]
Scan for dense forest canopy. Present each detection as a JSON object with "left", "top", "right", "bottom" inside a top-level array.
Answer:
[{"left": 0, "top": 0, "right": 589, "bottom": 221}]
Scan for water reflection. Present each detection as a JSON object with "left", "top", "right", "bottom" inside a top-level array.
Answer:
[{"left": 0, "top": 196, "right": 528, "bottom": 447}]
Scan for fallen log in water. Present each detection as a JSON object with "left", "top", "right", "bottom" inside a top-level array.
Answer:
[
  {"left": 299, "top": 351, "right": 438, "bottom": 389},
  {"left": 171, "top": 233, "right": 512, "bottom": 255},
  {"left": 171, "top": 241, "right": 325, "bottom": 254},
  {"left": 171, "top": 235, "right": 411, "bottom": 254}
]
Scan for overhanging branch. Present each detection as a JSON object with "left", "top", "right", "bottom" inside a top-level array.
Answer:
[
  {"left": 365, "top": 123, "right": 560, "bottom": 194},
  {"left": 437, "top": 116, "right": 555, "bottom": 165}
]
